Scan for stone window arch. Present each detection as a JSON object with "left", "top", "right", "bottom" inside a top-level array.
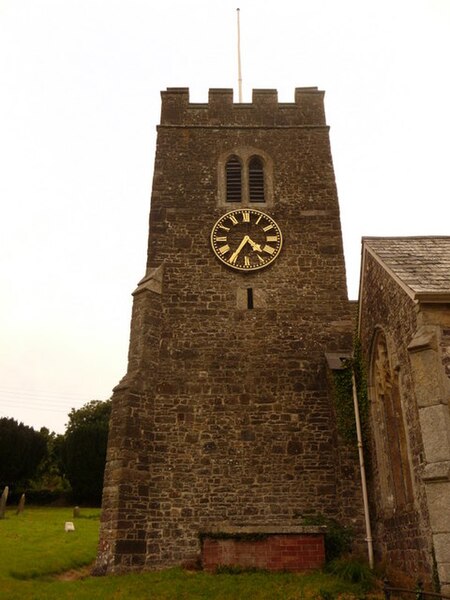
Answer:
[
  {"left": 218, "top": 148, "right": 273, "bottom": 206},
  {"left": 370, "top": 329, "right": 414, "bottom": 512},
  {"left": 248, "top": 156, "right": 265, "bottom": 202},
  {"left": 225, "top": 155, "right": 242, "bottom": 202}
]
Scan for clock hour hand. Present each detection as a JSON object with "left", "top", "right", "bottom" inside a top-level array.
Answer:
[
  {"left": 246, "top": 237, "right": 262, "bottom": 253},
  {"left": 229, "top": 235, "right": 250, "bottom": 264}
]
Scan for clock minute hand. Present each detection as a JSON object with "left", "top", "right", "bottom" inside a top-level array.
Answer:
[{"left": 229, "top": 235, "right": 250, "bottom": 264}]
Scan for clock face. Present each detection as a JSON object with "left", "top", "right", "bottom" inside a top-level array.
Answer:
[{"left": 210, "top": 209, "right": 283, "bottom": 271}]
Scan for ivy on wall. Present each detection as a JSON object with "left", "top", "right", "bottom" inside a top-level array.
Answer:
[
  {"left": 329, "top": 337, "right": 370, "bottom": 450},
  {"left": 353, "top": 337, "right": 370, "bottom": 450},
  {"left": 301, "top": 514, "right": 353, "bottom": 562},
  {"left": 331, "top": 364, "right": 356, "bottom": 445}
]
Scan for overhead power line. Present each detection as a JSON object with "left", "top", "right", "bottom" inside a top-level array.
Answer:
[{"left": 0, "top": 385, "right": 93, "bottom": 400}]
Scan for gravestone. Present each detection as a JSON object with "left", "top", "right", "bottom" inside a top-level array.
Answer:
[
  {"left": 0, "top": 486, "right": 9, "bottom": 519},
  {"left": 16, "top": 493, "right": 25, "bottom": 515}
]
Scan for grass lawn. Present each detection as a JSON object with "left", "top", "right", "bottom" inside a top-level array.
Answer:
[{"left": 0, "top": 507, "right": 380, "bottom": 599}]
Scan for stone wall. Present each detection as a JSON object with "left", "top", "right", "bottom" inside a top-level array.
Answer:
[
  {"left": 408, "top": 305, "right": 450, "bottom": 594},
  {"left": 359, "top": 250, "right": 444, "bottom": 589},
  {"left": 96, "top": 88, "right": 365, "bottom": 574}
]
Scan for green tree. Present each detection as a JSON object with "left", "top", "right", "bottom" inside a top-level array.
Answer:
[
  {"left": 29, "top": 428, "right": 69, "bottom": 494},
  {"left": 61, "top": 400, "right": 112, "bottom": 505},
  {"left": 0, "top": 418, "right": 47, "bottom": 490}
]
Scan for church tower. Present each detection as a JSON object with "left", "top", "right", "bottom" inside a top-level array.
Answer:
[{"left": 96, "top": 87, "right": 363, "bottom": 574}]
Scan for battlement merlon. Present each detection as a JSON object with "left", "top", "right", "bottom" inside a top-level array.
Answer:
[{"left": 159, "top": 87, "right": 327, "bottom": 127}]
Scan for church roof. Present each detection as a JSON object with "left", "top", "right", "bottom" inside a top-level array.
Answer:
[{"left": 362, "top": 237, "right": 450, "bottom": 302}]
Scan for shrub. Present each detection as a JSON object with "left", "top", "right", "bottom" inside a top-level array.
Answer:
[
  {"left": 302, "top": 515, "right": 353, "bottom": 562},
  {"left": 325, "top": 557, "right": 375, "bottom": 591}
]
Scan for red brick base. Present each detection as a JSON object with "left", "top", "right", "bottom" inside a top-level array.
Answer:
[{"left": 201, "top": 531, "right": 325, "bottom": 572}]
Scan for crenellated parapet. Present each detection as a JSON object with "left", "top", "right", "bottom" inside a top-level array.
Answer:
[{"left": 160, "top": 87, "right": 326, "bottom": 127}]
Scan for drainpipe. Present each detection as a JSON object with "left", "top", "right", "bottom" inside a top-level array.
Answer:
[{"left": 352, "top": 370, "right": 374, "bottom": 569}]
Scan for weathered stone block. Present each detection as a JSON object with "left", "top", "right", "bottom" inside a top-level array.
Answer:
[
  {"left": 408, "top": 329, "right": 449, "bottom": 408},
  {"left": 419, "top": 405, "right": 450, "bottom": 463},
  {"left": 434, "top": 533, "right": 450, "bottom": 562},
  {"left": 425, "top": 482, "right": 450, "bottom": 531},
  {"left": 115, "top": 540, "right": 146, "bottom": 555}
]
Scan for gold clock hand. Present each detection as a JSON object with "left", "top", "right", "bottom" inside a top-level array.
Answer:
[
  {"left": 229, "top": 235, "right": 250, "bottom": 264},
  {"left": 247, "top": 237, "right": 263, "bottom": 253}
]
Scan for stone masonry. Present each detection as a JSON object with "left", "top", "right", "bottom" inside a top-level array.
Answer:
[
  {"left": 358, "top": 238, "right": 450, "bottom": 593},
  {"left": 95, "top": 88, "right": 365, "bottom": 574}
]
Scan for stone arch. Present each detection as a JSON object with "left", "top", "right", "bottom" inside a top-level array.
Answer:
[
  {"left": 225, "top": 155, "right": 243, "bottom": 202},
  {"left": 248, "top": 155, "right": 265, "bottom": 202},
  {"left": 369, "top": 328, "right": 413, "bottom": 512},
  {"left": 217, "top": 147, "right": 273, "bottom": 207}
]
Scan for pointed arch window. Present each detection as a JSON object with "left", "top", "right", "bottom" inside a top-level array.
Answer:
[
  {"left": 371, "top": 330, "right": 413, "bottom": 510},
  {"left": 248, "top": 156, "right": 265, "bottom": 202},
  {"left": 225, "top": 155, "right": 242, "bottom": 202}
]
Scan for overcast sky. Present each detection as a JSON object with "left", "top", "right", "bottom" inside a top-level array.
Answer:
[{"left": 1, "top": 0, "right": 449, "bottom": 433}]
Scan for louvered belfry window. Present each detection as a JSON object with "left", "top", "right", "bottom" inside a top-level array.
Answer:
[
  {"left": 225, "top": 155, "right": 242, "bottom": 202},
  {"left": 248, "top": 156, "right": 265, "bottom": 202}
]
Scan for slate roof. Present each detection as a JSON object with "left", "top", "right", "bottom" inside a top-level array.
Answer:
[{"left": 362, "top": 237, "right": 450, "bottom": 300}]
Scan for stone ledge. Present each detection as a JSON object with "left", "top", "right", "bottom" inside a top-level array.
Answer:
[
  {"left": 133, "top": 264, "right": 164, "bottom": 296},
  {"left": 422, "top": 461, "right": 450, "bottom": 482},
  {"left": 200, "top": 525, "right": 327, "bottom": 536},
  {"left": 200, "top": 528, "right": 326, "bottom": 572}
]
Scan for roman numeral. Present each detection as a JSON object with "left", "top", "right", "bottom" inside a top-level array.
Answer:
[
  {"left": 266, "top": 235, "right": 278, "bottom": 242},
  {"left": 263, "top": 245, "right": 275, "bottom": 255},
  {"left": 229, "top": 215, "right": 238, "bottom": 225},
  {"left": 219, "top": 245, "right": 230, "bottom": 254},
  {"left": 262, "top": 224, "right": 274, "bottom": 232},
  {"left": 215, "top": 236, "right": 227, "bottom": 242},
  {"left": 244, "top": 256, "right": 250, "bottom": 267},
  {"left": 218, "top": 225, "right": 230, "bottom": 232},
  {"left": 242, "top": 211, "right": 250, "bottom": 223}
]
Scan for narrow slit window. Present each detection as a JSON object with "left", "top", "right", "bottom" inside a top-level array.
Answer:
[
  {"left": 226, "top": 155, "right": 242, "bottom": 202},
  {"left": 247, "top": 288, "right": 254, "bottom": 309},
  {"left": 248, "top": 156, "right": 265, "bottom": 202}
]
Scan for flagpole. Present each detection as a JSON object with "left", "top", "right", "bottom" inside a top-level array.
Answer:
[{"left": 237, "top": 8, "right": 243, "bottom": 102}]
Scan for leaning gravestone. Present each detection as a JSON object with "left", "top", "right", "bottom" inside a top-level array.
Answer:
[
  {"left": 0, "top": 486, "right": 9, "bottom": 519},
  {"left": 16, "top": 493, "right": 25, "bottom": 515}
]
